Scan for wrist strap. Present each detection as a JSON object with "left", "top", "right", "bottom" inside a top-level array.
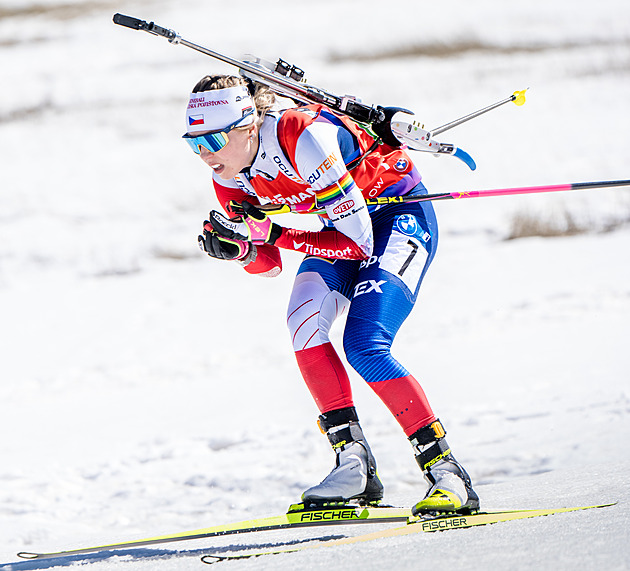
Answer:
[{"left": 235, "top": 243, "right": 257, "bottom": 266}]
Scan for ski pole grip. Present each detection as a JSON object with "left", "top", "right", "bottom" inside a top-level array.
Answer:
[{"left": 113, "top": 13, "right": 145, "bottom": 30}]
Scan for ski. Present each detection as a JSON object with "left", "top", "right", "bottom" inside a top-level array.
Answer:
[
  {"left": 200, "top": 502, "right": 616, "bottom": 563},
  {"left": 16, "top": 503, "right": 411, "bottom": 560}
]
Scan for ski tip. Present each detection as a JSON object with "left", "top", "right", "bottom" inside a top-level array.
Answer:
[
  {"left": 202, "top": 553, "right": 249, "bottom": 564},
  {"left": 17, "top": 552, "right": 41, "bottom": 559},
  {"left": 593, "top": 501, "right": 617, "bottom": 509},
  {"left": 201, "top": 554, "right": 223, "bottom": 564}
]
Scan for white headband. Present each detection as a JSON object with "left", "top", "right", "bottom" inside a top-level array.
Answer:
[{"left": 185, "top": 85, "right": 255, "bottom": 133}]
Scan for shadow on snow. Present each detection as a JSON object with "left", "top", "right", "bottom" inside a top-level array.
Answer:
[{"left": 0, "top": 534, "right": 346, "bottom": 569}]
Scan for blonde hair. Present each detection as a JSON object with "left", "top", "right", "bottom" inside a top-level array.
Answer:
[{"left": 191, "top": 75, "right": 275, "bottom": 127}]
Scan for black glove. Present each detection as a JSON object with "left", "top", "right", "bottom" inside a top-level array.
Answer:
[{"left": 198, "top": 221, "right": 251, "bottom": 261}]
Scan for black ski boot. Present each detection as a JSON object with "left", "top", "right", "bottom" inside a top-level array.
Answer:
[
  {"left": 409, "top": 419, "right": 480, "bottom": 515},
  {"left": 302, "top": 407, "right": 384, "bottom": 505}
]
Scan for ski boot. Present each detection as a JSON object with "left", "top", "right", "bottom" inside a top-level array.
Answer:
[
  {"left": 409, "top": 419, "right": 480, "bottom": 515},
  {"left": 302, "top": 407, "right": 384, "bottom": 505}
]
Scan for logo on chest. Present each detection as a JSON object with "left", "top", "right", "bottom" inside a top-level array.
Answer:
[
  {"left": 332, "top": 199, "right": 355, "bottom": 215},
  {"left": 273, "top": 155, "right": 302, "bottom": 183}
]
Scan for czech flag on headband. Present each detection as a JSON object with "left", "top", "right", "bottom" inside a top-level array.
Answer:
[{"left": 188, "top": 114, "right": 205, "bottom": 126}]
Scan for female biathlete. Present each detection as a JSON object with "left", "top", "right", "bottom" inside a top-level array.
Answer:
[{"left": 186, "top": 75, "right": 479, "bottom": 515}]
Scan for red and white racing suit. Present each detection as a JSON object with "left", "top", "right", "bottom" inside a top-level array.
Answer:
[{"left": 211, "top": 105, "right": 439, "bottom": 436}]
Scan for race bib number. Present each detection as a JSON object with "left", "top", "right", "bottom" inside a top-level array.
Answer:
[{"left": 379, "top": 214, "right": 430, "bottom": 293}]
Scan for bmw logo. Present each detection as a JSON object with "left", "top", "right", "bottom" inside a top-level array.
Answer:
[
  {"left": 396, "top": 215, "right": 418, "bottom": 236},
  {"left": 394, "top": 158, "right": 408, "bottom": 172}
]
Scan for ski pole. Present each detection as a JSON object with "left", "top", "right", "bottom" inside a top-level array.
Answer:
[
  {"left": 365, "top": 179, "right": 630, "bottom": 206},
  {"left": 429, "top": 90, "right": 527, "bottom": 137},
  {"left": 390, "top": 91, "right": 527, "bottom": 170},
  {"left": 257, "top": 179, "right": 630, "bottom": 214}
]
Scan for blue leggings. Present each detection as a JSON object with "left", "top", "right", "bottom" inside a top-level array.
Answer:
[{"left": 288, "top": 196, "right": 438, "bottom": 385}]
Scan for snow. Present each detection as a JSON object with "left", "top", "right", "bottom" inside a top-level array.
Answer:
[{"left": 1, "top": 0, "right": 629, "bottom": 569}]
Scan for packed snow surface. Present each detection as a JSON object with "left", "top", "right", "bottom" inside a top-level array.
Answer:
[{"left": 1, "top": 0, "right": 629, "bottom": 569}]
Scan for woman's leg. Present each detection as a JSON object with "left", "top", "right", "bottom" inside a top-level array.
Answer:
[
  {"left": 287, "top": 257, "right": 357, "bottom": 413},
  {"left": 343, "top": 203, "right": 439, "bottom": 436},
  {"left": 343, "top": 202, "right": 479, "bottom": 514},
  {"left": 287, "top": 257, "right": 383, "bottom": 503}
]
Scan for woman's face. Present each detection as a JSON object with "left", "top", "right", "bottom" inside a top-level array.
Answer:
[{"left": 192, "top": 124, "right": 258, "bottom": 180}]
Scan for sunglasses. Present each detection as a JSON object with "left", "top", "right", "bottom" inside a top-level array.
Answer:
[{"left": 182, "top": 108, "right": 255, "bottom": 154}]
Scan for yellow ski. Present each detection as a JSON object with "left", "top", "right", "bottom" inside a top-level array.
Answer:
[
  {"left": 201, "top": 503, "right": 616, "bottom": 563},
  {"left": 16, "top": 504, "right": 411, "bottom": 560}
]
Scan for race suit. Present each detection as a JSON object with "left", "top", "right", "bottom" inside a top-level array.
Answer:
[{"left": 212, "top": 105, "right": 439, "bottom": 436}]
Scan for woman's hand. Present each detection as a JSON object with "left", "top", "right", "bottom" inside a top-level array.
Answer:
[
  {"left": 198, "top": 221, "right": 251, "bottom": 261},
  {"left": 209, "top": 201, "right": 282, "bottom": 245}
]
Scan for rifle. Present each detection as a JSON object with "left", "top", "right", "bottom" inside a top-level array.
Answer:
[{"left": 112, "top": 13, "right": 528, "bottom": 172}]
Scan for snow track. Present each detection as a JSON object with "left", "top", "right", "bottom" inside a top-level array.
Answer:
[{"left": 1, "top": 0, "right": 629, "bottom": 569}]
